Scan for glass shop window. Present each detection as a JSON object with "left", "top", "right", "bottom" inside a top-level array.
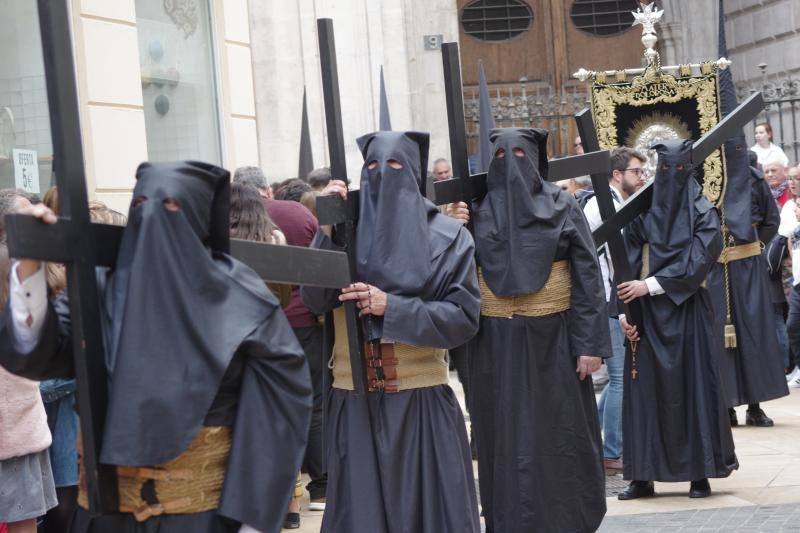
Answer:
[
  {"left": 0, "top": 1, "right": 54, "bottom": 196},
  {"left": 136, "top": 0, "right": 222, "bottom": 164}
]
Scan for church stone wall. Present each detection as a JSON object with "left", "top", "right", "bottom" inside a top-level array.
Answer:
[{"left": 249, "top": 0, "right": 460, "bottom": 185}]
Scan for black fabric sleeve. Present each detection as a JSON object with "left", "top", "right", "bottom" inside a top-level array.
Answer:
[
  {"left": 218, "top": 304, "right": 312, "bottom": 533},
  {"left": 300, "top": 229, "right": 346, "bottom": 315},
  {"left": 655, "top": 208, "right": 723, "bottom": 306},
  {"left": 566, "top": 204, "right": 613, "bottom": 359},
  {"left": 0, "top": 293, "right": 74, "bottom": 380},
  {"left": 382, "top": 228, "right": 480, "bottom": 349}
]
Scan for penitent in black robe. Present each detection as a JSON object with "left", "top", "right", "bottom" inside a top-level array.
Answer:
[
  {"left": 470, "top": 201, "right": 610, "bottom": 533},
  {"left": 0, "top": 258, "right": 311, "bottom": 533},
  {"left": 622, "top": 201, "right": 738, "bottom": 483},
  {"left": 301, "top": 217, "right": 481, "bottom": 533},
  {"left": 707, "top": 168, "right": 789, "bottom": 407}
]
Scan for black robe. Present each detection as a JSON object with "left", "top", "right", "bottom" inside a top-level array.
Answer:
[
  {"left": 622, "top": 204, "right": 738, "bottom": 482},
  {"left": 0, "top": 262, "right": 311, "bottom": 533},
  {"left": 301, "top": 216, "right": 481, "bottom": 533},
  {"left": 708, "top": 170, "right": 789, "bottom": 407},
  {"left": 470, "top": 199, "right": 610, "bottom": 533}
]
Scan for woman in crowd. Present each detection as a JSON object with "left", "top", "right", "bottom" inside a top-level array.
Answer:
[
  {"left": 751, "top": 123, "right": 789, "bottom": 168},
  {"left": 0, "top": 191, "right": 57, "bottom": 533}
]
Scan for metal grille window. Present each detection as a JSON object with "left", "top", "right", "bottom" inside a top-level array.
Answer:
[
  {"left": 461, "top": 0, "right": 533, "bottom": 42},
  {"left": 570, "top": 0, "right": 636, "bottom": 36}
]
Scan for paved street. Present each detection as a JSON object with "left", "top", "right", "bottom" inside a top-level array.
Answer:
[{"left": 293, "top": 376, "right": 800, "bottom": 532}]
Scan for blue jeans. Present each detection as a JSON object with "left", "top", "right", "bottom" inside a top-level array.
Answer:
[
  {"left": 41, "top": 388, "right": 79, "bottom": 488},
  {"left": 775, "top": 304, "right": 791, "bottom": 369},
  {"left": 598, "top": 317, "right": 625, "bottom": 460}
]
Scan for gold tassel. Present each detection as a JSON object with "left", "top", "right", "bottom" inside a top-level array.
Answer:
[{"left": 724, "top": 315, "right": 737, "bottom": 349}]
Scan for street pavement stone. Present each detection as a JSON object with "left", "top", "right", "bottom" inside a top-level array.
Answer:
[
  {"left": 294, "top": 378, "right": 800, "bottom": 532},
  {"left": 598, "top": 503, "right": 800, "bottom": 532}
]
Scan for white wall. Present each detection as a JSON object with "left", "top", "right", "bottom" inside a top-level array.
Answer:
[{"left": 249, "top": 0, "right": 459, "bottom": 185}]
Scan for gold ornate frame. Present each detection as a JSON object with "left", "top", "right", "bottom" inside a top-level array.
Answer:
[{"left": 590, "top": 65, "right": 725, "bottom": 206}]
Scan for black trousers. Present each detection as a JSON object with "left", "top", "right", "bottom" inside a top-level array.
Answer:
[
  {"left": 293, "top": 325, "right": 328, "bottom": 499},
  {"left": 787, "top": 286, "right": 800, "bottom": 369}
]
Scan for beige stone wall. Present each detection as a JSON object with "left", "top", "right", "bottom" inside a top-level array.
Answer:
[
  {"left": 71, "top": 0, "right": 259, "bottom": 214},
  {"left": 249, "top": 0, "right": 460, "bottom": 185}
]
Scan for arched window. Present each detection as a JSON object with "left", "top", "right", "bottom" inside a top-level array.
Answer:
[
  {"left": 570, "top": 0, "right": 636, "bottom": 36},
  {"left": 461, "top": 0, "right": 534, "bottom": 42}
]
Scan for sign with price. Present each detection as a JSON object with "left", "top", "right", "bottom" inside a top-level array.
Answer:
[{"left": 13, "top": 148, "right": 40, "bottom": 194}]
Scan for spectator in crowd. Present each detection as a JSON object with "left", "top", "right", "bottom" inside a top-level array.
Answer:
[
  {"left": 233, "top": 165, "right": 274, "bottom": 199},
  {"left": 299, "top": 190, "right": 318, "bottom": 219},
  {"left": 229, "top": 182, "right": 286, "bottom": 245},
  {"left": 573, "top": 176, "right": 594, "bottom": 206},
  {"left": 786, "top": 199, "right": 800, "bottom": 388},
  {"left": 275, "top": 179, "right": 313, "bottom": 203},
  {"left": 779, "top": 165, "right": 800, "bottom": 238},
  {"left": 574, "top": 135, "right": 585, "bottom": 155},
  {"left": 432, "top": 158, "right": 452, "bottom": 181},
  {"left": 0, "top": 190, "right": 57, "bottom": 533},
  {"left": 751, "top": 123, "right": 789, "bottom": 168},
  {"left": 583, "top": 146, "right": 647, "bottom": 475},
  {"left": 764, "top": 156, "right": 792, "bottom": 208},
  {"left": 232, "top": 167, "right": 328, "bottom": 521},
  {"left": 307, "top": 167, "right": 332, "bottom": 191}
]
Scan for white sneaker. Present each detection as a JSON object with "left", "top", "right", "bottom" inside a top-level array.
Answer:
[
  {"left": 786, "top": 367, "right": 799, "bottom": 382},
  {"left": 790, "top": 373, "right": 800, "bottom": 389},
  {"left": 308, "top": 499, "right": 326, "bottom": 511}
]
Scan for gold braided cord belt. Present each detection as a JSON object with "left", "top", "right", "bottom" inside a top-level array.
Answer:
[
  {"left": 478, "top": 260, "right": 571, "bottom": 318},
  {"left": 717, "top": 240, "right": 763, "bottom": 264},
  {"left": 78, "top": 426, "right": 231, "bottom": 522}
]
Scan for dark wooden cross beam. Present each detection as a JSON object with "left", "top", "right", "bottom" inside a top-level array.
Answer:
[
  {"left": 4, "top": 3, "right": 353, "bottom": 516},
  {"left": 432, "top": 150, "right": 613, "bottom": 206},
  {"left": 435, "top": 42, "right": 611, "bottom": 212},
  {"left": 575, "top": 109, "right": 644, "bottom": 329},
  {"left": 314, "top": 18, "right": 368, "bottom": 394},
  {"left": 590, "top": 91, "right": 766, "bottom": 249}
]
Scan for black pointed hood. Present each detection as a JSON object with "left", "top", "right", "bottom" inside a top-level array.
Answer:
[
  {"left": 643, "top": 139, "right": 713, "bottom": 280},
  {"left": 717, "top": 0, "right": 755, "bottom": 241},
  {"left": 100, "top": 161, "right": 275, "bottom": 466},
  {"left": 473, "top": 127, "right": 570, "bottom": 296},
  {"left": 355, "top": 131, "right": 438, "bottom": 294}
]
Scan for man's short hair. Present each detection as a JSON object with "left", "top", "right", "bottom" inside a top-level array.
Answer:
[
  {"left": 573, "top": 176, "right": 592, "bottom": 189},
  {"left": 306, "top": 167, "right": 332, "bottom": 190},
  {"left": 762, "top": 154, "right": 787, "bottom": 169},
  {"left": 0, "top": 188, "right": 34, "bottom": 243},
  {"left": 233, "top": 166, "right": 268, "bottom": 191},
  {"left": 610, "top": 146, "right": 647, "bottom": 174},
  {"left": 433, "top": 158, "right": 449, "bottom": 168},
  {"left": 275, "top": 179, "right": 313, "bottom": 203}
]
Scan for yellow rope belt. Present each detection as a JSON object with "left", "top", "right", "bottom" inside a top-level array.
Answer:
[
  {"left": 717, "top": 240, "right": 763, "bottom": 264},
  {"left": 478, "top": 260, "right": 571, "bottom": 318},
  {"left": 330, "top": 307, "right": 449, "bottom": 391},
  {"left": 78, "top": 426, "right": 231, "bottom": 522}
]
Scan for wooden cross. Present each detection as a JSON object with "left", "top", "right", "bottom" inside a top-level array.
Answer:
[
  {"left": 435, "top": 42, "right": 612, "bottom": 218},
  {"left": 584, "top": 90, "right": 766, "bottom": 333},
  {"left": 4, "top": 3, "right": 351, "bottom": 515},
  {"left": 314, "top": 18, "right": 369, "bottom": 394}
]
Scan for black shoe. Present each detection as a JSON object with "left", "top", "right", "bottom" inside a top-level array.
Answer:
[
  {"left": 283, "top": 512, "right": 301, "bottom": 529},
  {"left": 689, "top": 478, "right": 711, "bottom": 498},
  {"left": 729, "top": 408, "right": 738, "bottom": 427},
  {"left": 617, "top": 480, "right": 655, "bottom": 500},
  {"left": 746, "top": 408, "right": 774, "bottom": 427}
]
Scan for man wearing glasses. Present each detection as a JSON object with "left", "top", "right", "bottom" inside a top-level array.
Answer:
[{"left": 582, "top": 146, "right": 648, "bottom": 475}]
